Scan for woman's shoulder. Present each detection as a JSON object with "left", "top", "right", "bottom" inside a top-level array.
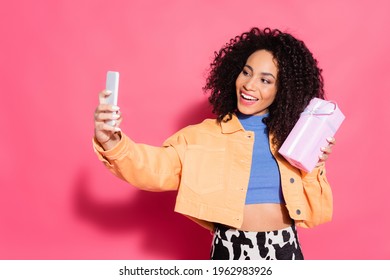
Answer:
[
  {"left": 169, "top": 118, "right": 221, "bottom": 139},
  {"left": 178, "top": 114, "right": 241, "bottom": 135},
  {"left": 163, "top": 118, "right": 221, "bottom": 145},
  {"left": 183, "top": 118, "right": 220, "bottom": 131}
]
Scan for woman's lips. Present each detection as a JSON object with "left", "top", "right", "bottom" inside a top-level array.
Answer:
[
  {"left": 240, "top": 91, "right": 259, "bottom": 105},
  {"left": 241, "top": 92, "right": 259, "bottom": 101}
]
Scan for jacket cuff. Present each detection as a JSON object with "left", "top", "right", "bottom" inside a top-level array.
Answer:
[{"left": 92, "top": 132, "right": 131, "bottom": 163}]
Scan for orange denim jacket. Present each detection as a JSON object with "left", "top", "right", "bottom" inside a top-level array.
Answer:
[{"left": 93, "top": 114, "right": 333, "bottom": 231}]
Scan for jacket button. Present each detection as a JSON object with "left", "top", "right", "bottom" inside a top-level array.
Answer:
[
  {"left": 296, "top": 209, "right": 301, "bottom": 215},
  {"left": 290, "top": 178, "right": 295, "bottom": 183}
]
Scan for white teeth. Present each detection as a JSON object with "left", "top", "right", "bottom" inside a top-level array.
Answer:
[{"left": 241, "top": 92, "right": 258, "bottom": 101}]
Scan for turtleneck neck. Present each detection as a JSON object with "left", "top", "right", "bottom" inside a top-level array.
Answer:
[{"left": 237, "top": 112, "right": 268, "bottom": 129}]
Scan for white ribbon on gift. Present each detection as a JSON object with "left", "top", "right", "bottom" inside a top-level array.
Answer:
[{"left": 300, "top": 100, "right": 337, "bottom": 116}]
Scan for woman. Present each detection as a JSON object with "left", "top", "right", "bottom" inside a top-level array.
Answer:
[{"left": 93, "top": 27, "right": 335, "bottom": 260}]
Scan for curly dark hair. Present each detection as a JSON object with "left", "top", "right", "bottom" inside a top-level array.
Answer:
[{"left": 203, "top": 27, "right": 325, "bottom": 149}]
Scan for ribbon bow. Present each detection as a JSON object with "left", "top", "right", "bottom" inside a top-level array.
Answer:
[{"left": 301, "top": 100, "right": 337, "bottom": 116}]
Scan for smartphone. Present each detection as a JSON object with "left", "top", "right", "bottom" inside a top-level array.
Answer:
[{"left": 105, "top": 71, "right": 120, "bottom": 126}]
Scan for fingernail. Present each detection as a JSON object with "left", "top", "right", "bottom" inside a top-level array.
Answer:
[
  {"left": 106, "top": 90, "right": 112, "bottom": 94},
  {"left": 112, "top": 105, "right": 120, "bottom": 111},
  {"left": 114, "top": 127, "right": 121, "bottom": 132}
]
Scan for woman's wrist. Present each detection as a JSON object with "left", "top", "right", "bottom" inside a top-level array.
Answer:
[{"left": 101, "top": 132, "right": 122, "bottom": 151}]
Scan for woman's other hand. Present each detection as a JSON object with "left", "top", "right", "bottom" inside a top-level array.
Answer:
[{"left": 317, "top": 137, "right": 336, "bottom": 164}]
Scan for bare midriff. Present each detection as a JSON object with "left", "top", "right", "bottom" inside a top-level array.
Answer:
[{"left": 238, "top": 203, "right": 293, "bottom": 232}]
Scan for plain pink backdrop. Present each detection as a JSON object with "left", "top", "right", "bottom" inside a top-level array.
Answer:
[{"left": 1, "top": 0, "right": 389, "bottom": 259}]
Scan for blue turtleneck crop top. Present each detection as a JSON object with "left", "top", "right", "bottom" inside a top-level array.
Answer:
[{"left": 238, "top": 113, "right": 285, "bottom": 204}]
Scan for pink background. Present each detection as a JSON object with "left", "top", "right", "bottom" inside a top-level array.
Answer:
[{"left": 1, "top": 0, "right": 389, "bottom": 260}]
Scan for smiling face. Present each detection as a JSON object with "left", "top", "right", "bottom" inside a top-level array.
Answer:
[{"left": 235, "top": 49, "right": 278, "bottom": 116}]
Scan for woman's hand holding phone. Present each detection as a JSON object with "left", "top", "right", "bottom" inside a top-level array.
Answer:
[
  {"left": 94, "top": 89, "right": 122, "bottom": 150},
  {"left": 94, "top": 71, "right": 122, "bottom": 150}
]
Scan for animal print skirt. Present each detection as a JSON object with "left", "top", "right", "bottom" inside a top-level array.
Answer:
[{"left": 210, "top": 223, "right": 304, "bottom": 260}]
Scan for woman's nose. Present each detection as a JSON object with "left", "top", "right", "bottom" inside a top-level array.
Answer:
[{"left": 244, "top": 78, "right": 256, "bottom": 91}]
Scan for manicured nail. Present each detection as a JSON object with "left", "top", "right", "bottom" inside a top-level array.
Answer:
[
  {"left": 114, "top": 127, "right": 121, "bottom": 132},
  {"left": 112, "top": 105, "right": 120, "bottom": 111}
]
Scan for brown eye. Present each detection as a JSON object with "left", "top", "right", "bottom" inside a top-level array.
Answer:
[
  {"left": 261, "top": 78, "right": 271, "bottom": 84},
  {"left": 242, "top": 70, "right": 250, "bottom": 76}
]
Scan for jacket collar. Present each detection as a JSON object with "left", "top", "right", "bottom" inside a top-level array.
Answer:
[
  {"left": 220, "top": 114, "right": 245, "bottom": 134},
  {"left": 220, "top": 113, "right": 278, "bottom": 153}
]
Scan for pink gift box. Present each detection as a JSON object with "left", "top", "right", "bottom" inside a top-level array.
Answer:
[{"left": 278, "top": 98, "right": 345, "bottom": 172}]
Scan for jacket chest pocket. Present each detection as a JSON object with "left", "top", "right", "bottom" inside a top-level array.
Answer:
[{"left": 181, "top": 145, "right": 225, "bottom": 194}]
